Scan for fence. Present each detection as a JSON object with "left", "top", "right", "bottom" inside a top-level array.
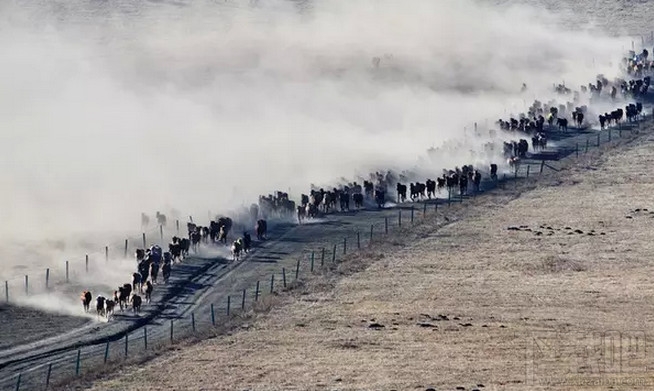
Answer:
[{"left": 0, "top": 110, "right": 650, "bottom": 391}]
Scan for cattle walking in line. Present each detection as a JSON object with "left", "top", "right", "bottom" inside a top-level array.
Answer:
[
  {"left": 143, "top": 281, "right": 153, "bottom": 304},
  {"left": 396, "top": 183, "right": 407, "bottom": 203},
  {"left": 81, "top": 291, "right": 92, "bottom": 313},
  {"left": 131, "top": 294, "right": 142, "bottom": 314},
  {"left": 96, "top": 296, "right": 106, "bottom": 318},
  {"left": 231, "top": 239, "right": 243, "bottom": 261},
  {"left": 242, "top": 232, "right": 252, "bottom": 253},
  {"left": 352, "top": 193, "right": 364, "bottom": 209},
  {"left": 255, "top": 219, "right": 267, "bottom": 240},
  {"left": 162, "top": 262, "right": 172, "bottom": 284},
  {"left": 105, "top": 300, "right": 116, "bottom": 319},
  {"left": 132, "top": 272, "right": 143, "bottom": 293}
]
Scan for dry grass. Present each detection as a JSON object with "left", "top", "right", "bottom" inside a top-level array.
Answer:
[{"left": 77, "top": 130, "right": 654, "bottom": 391}]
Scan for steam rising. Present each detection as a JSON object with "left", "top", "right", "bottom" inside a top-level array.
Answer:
[{"left": 0, "top": 0, "right": 633, "bottom": 294}]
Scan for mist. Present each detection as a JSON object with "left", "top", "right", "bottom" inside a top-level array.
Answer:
[{"left": 0, "top": 0, "right": 632, "bottom": 283}]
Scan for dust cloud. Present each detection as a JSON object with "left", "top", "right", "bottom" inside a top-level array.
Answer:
[{"left": 0, "top": 0, "right": 631, "bottom": 285}]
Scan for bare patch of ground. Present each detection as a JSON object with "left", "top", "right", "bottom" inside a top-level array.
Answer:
[
  {"left": 0, "top": 304, "right": 90, "bottom": 350},
  {"left": 70, "top": 129, "right": 654, "bottom": 391}
]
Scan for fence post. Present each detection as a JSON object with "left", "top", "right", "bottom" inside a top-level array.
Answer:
[
  {"left": 540, "top": 161, "right": 545, "bottom": 174},
  {"left": 124, "top": 239, "right": 128, "bottom": 258},
  {"left": 211, "top": 303, "right": 215, "bottom": 325},
  {"left": 270, "top": 274, "right": 275, "bottom": 293},
  {"left": 398, "top": 210, "right": 402, "bottom": 227},
  {"left": 85, "top": 254, "right": 89, "bottom": 273},
  {"left": 576, "top": 143, "right": 579, "bottom": 157},
  {"left": 321, "top": 248, "right": 326, "bottom": 266},
  {"left": 608, "top": 129, "right": 611, "bottom": 142},
  {"left": 343, "top": 238, "right": 347, "bottom": 255},
  {"left": 159, "top": 224, "right": 164, "bottom": 243},
  {"left": 45, "top": 268, "right": 49, "bottom": 290},
  {"left": 586, "top": 138, "right": 589, "bottom": 153},
  {"left": 597, "top": 133, "right": 600, "bottom": 147},
  {"left": 142, "top": 232, "right": 146, "bottom": 248},
  {"left": 242, "top": 289, "right": 246, "bottom": 309},
  {"left": 310, "top": 252, "right": 315, "bottom": 272},
  {"left": 144, "top": 327, "right": 148, "bottom": 350},
  {"left": 124, "top": 333, "right": 128, "bottom": 357},
  {"left": 255, "top": 281, "right": 260, "bottom": 301},
  {"left": 24, "top": 275, "right": 28, "bottom": 296},
  {"left": 423, "top": 202, "right": 427, "bottom": 217},
  {"left": 332, "top": 244, "right": 337, "bottom": 262},
  {"left": 526, "top": 165, "right": 530, "bottom": 178},
  {"left": 176, "top": 219, "right": 180, "bottom": 234},
  {"left": 5, "top": 281, "right": 8, "bottom": 302},
  {"left": 45, "top": 363, "right": 52, "bottom": 388},
  {"left": 170, "top": 320, "right": 174, "bottom": 343},
  {"left": 295, "top": 259, "right": 300, "bottom": 280},
  {"left": 104, "top": 342, "right": 109, "bottom": 363},
  {"left": 620, "top": 128, "right": 623, "bottom": 137},
  {"left": 227, "top": 296, "right": 231, "bottom": 316},
  {"left": 65, "top": 261, "right": 69, "bottom": 283},
  {"left": 191, "top": 313, "right": 196, "bottom": 331},
  {"left": 15, "top": 373, "right": 21, "bottom": 391},
  {"left": 76, "top": 349, "right": 81, "bottom": 375},
  {"left": 282, "top": 268, "right": 287, "bottom": 288},
  {"left": 357, "top": 231, "right": 361, "bottom": 249},
  {"left": 385, "top": 217, "right": 388, "bottom": 234},
  {"left": 369, "top": 225, "right": 374, "bottom": 244},
  {"left": 105, "top": 246, "right": 109, "bottom": 262}
]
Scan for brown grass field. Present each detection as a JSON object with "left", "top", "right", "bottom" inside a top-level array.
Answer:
[{"left": 72, "top": 128, "right": 654, "bottom": 391}]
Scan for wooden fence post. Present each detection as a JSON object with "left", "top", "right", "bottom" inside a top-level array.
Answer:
[
  {"left": 608, "top": 129, "right": 611, "bottom": 142},
  {"left": 105, "top": 246, "right": 109, "bottom": 262},
  {"left": 159, "top": 225, "right": 164, "bottom": 243},
  {"left": 242, "top": 289, "right": 246, "bottom": 310},
  {"left": 170, "top": 320, "right": 174, "bottom": 343},
  {"left": 321, "top": 248, "right": 325, "bottom": 266},
  {"left": 85, "top": 254, "right": 89, "bottom": 273},
  {"left": 540, "top": 161, "right": 545, "bottom": 174},
  {"left": 16, "top": 373, "right": 21, "bottom": 391},
  {"left": 176, "top": 219, "right": 180, "bottom": 234},
  {"left": 343, "top": 238, "right": 347, "bottom": 255},
  {"left": 270, "top": 274, "right": 275, "bottom": 293},
  {"left": 526, "top": 165, "right": 530, "bottom": 178},
  {"left": 398, "top": 210, "right": 402, "bottom": 227},
  {"left": 586, "top": 138, "right": 589, "bottom": 153},
  {"left": 124, "top": 239, "right": 128, "bottom": 258},
  {"left": 76, "top": 349, "right": 82, "bottom": 375},
  {"left": 227, "top": 296, "right": 231, "bottom": 315},
  {"left": 357, "top": 231, "right": 361, "bottom": 249},
  {"left": 142, "top": 233, "right": 146, "bottom": 248},
  {"left": 423, "top": 202, "right": 427, "bottom": 217},
  {"left": 45, "top": 268, "right": 49, "bottom": 290},
  {"left": 24, "top": 275, "right": 28, "bottom": 296},
  {"left": 411, "top": 206, "right": 414, "bottom": 223},
  {"left": 597, "top": 133, "right": 600, "bottom": 146},
  {"left": 124, "top": 333, "right": 128, "bottom": 357},
  {"left": 295, "top": 259, "right": 300, "bottom": 280},
  {"left": 144, "top": 327, "right": 148, "bottom": 350},
  {"left": 385, "top": 217, "right": 388, "bottom": 234},
  {"left": 576, "top": 143, "right": 579, "bottom": 157},
  {"left": 255, "top": 281, "right": 260, "bottom": 301},
  {"left": 45, "top": 363, "right": 52, "bottom": 388},
  {"left": 332, "top": 244, "right": 337, "bottom": 262},
  {"left": 104, "top": 342, "right": 109, "bottom": 363},
  {"left": 310, "top": 252, "right": 315, "bottom": 272},
  {"left": 5, "top": 281, "right": 8, "bottom": 302},
  {"left": 211, "top": 303, "right": 215, "bottom": 325},
  {"left": 65, "top": 261, "right": 69, "bottom": 283},
  {"left": 191, "top": 313, "right": 196, "bottom": 331},
  {"left": 282, "top": 268, "right": 287, "bottom": 288}
]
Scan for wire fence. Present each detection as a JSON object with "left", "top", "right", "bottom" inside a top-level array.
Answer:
[{"left": 0, "top": 109, "right": 650, "bottom": 391}]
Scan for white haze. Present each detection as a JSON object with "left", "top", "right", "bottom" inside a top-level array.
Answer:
[{"left": 0, "top": 0, "right": 633, "bottom": 287}]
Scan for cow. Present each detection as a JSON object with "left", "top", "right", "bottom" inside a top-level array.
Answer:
[
  {"left": 396, "top": 183, "right": 407, "bottom": 203},
  {"left": 132, "top": 272, "right": 142, "bottom": 292},
  {"left": 105, "top": 300, "right": 116, "bottom": 318},
  {"left": 353, "top": 193, "right": 364, "bottom": 209},
  {"left": 96, "top": 296, "right": 106, "bottom": 318},
  {"left": 426, "top": 179, "right": 436, "bottom": 199},
  {"left": 81, "top": 291, "right": 92, "bottom": 313},
  {"left": 131, "top": 294, "right": 142, "bottom": 314},
  {"left": 143, "top": 281, "right": 153, "bottom": 304},
  {"left": 231, "top": 239, "right": 243, "bottom": 261},
  {"left": 255, "top": 219, "right": 267, "bottom": 240},
  {"left": 162, "top": 262, "right": 172, "bottom": 284},
  {"left": 149, "top": 262, "right": 160, "bottom": 284},
  {"left": 242, "top": 232, "right": 252, "bottom": 253},
  {"left": 117, "top": 287, "right": 129, "bottom": 311}
]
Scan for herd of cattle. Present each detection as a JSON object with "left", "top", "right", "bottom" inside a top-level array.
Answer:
[{"left": 79, "top": 49, "right": 651, "bottom": 320}]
